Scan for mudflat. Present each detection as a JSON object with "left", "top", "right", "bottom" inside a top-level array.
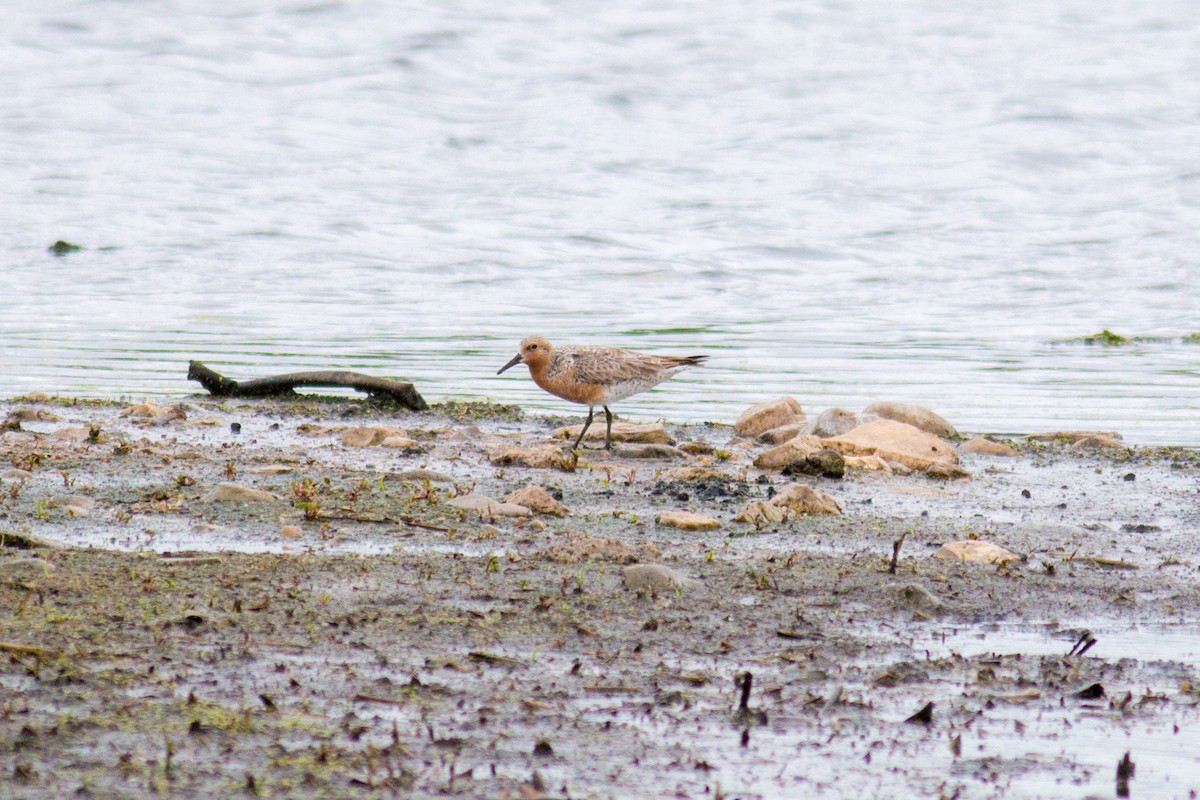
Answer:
[{"left": 2, "top": 396, "right": 1199, "bottom": 799}]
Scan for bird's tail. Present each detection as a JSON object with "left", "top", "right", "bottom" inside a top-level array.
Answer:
[{"left": 670, "top": 355, "right": 708, "bottom": 368}]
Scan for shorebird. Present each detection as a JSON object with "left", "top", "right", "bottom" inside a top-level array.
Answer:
[{"left": 497, "top": 336, "right": 707, "bottom": 449}]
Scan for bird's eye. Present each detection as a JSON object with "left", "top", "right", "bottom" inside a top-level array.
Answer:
[{"left": 529, "top": 344, "right": 538, "bottom": 350}]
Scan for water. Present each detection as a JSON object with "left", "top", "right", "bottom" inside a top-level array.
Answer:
[{"left": 3, "top": 0, "right": 1199, "bottom": 443}]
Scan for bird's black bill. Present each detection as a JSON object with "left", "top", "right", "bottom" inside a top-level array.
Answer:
[{"left": 497, "top": 353, "right": 523, "bottom": 375}]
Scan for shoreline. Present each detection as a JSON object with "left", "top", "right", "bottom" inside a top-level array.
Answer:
[{"left": 3, "top": 394, "right": 1200, "bottom": 798}]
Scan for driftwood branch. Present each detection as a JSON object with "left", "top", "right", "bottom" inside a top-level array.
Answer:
[{"left": 187, "top": 361, "right": 427, "bottom": 410}]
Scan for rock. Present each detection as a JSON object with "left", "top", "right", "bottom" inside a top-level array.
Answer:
[
  {"left": 781, "top": 449, "right": 846, "bottom": 479},
  {"left": 678, "top": 441, "right": 716, "bottom": 456},
  {"left": 732, "top": 500, "right": 787, "bottom": 525},
  {"left": 279, "top": 525, "right": 303, "bottom": 539},
  {"left": 823, "top": 419, "right": 958, "bottom": 471},
  {"left": 752, "top": 435, "right": 823, "bottom": 469},
  {"left": 48, "top": 495, "right": 96, "bottom": 517},
  {"left": 925, "top": 462, "right": 972, "bottom": 480},
  {"left": 1071, "top": 435, "right": 1125, "bottom": 450},
  {"left": 1025, "top": 430, "right": 1123, "bottom": 444},
  {"left": 802, "top": 408, "right": 862, "bottom": 438},
  {"left": 447, "top": 494, "right": 531, "bottom": 518},
  {"left": 6, "top": 407, "right": 61, "bottom": 423},
  {"left": 488, "top": 445, "right": 576, "bottom": 472},
  {"left": 379, "top": 435, "right": 422, "bottom": 450},
  {"left": 734, "top": 397, "right": 805, "bottom": 438},
  {"left": 887, "top": 583, "right": 944, "bottom": 611},
  {"left": 503, "top": 486, "right": 568, "bottom": 516},
  {"left": 932, "top": 540, "right": 1020, "bottom": 566},
  {"left": 843, "top": 455, "right": 892, "bottom": 473},
  {"left": 0, "top": 557, "right": 56, "bottom": 585},
  {"left": 204, "top": 483, "right": 277, "bottom": 503},
  {"left": 248, "top": 464, "right": 294, "bottom": 475},
  {"left": 52, "top": 426, "right": 93, "bottom": 442},
  {"left": 864, "top": 402, "right": 957, "bottom": 438},
  {"left": 662, "top": 466, "right": 732, "bottom": 482},
  {"left": 758, "top": 423, "right": 807, "bottom": 444},
  {"left": 769, "top": 483, "right": 842, "bottom": 516},
  {"left": 2, "top": 469, "right": 34, "bottom": 482},
  {"left": 538, "top": 535, "right": 659, "bottom": 564},
  {"left": 553, "top": 421, "right": 674, "bottom": 445},
  {"left": 656, "top": 510, "right": 721, "bottom": 531},
  {"left": 623, "top": 564, "right": 695, "bottom": 593},
  {"left": 341, "top": 426, "right": 408, "bottom": 447},
  {"left": 610, "top": 444, "right": 686, "bottom": 460},
  {"left": 120, "top": 401, "right": 187, "bottom": 425},
  {"left": 388, "top": 469, "right": 457, "bottom": 483},
  {"left": 296, "top": 423, "right": 332, "bottom": 437},
  {"left": 0, "top": 531, "right": 64, "bottom": 549},
  {"left": 960, "top": 436, "right": 1021, "bottom": 457}
]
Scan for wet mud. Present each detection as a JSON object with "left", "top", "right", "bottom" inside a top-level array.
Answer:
[{"left": 2, "top": 397, "right": 1200, "bottom": 799}]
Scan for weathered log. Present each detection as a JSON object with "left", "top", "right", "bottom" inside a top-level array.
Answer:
[{"left": 187, "top": 361, "right": 427, "bottom": 410}]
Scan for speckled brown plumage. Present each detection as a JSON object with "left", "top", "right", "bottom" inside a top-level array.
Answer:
[{"left": 497, "top": 336, "right": 706, "bottom": 449}]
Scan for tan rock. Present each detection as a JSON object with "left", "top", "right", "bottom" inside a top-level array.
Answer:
[
  {"left": 864, "top": 402, "right": 957, "bottom": 438},
  {"left": 925, "top": 462, "right": 972, "bottom": 480},
  {"left": 52, "top": 426, "right": 93, "bottom": 442},
  {"left": 823, "top": 419, "right": 957, "bottom": 471},
  {"left": 379, "top": 435, "right": 422, "bottom": 450},
  {"left": 120, "top": 400, "right": 187, "bottom": 425},
  {"left": 732, "top": 500, "right": 787, "bottom": 525},
  {"left": 40, "top": 495, "right": 96, "bottom": 517},
  {"left": 734, "top": 397, "right": 805, "bottom": 438},
  {"left": 296, "top": 423, "right": 332, "bottom": 437},
  {"left": 2, "top": 469, "right": 34, "bottom": 482},
  {"left": 769, "top": 483, "right": 842, "bottom": 516},
  {"left": 447, "top": 494, "right": 531, "bottom": 518},
  {"left": 0, "top": 557, "right": 56, "bottom": 585},
  {"left": 488, "top": 445, "right": 576, "bottom": 472},
  {"left": 657, "top": 510, "right": 721, "bottom": 531},
  {"left": 611, "top": 444, "right": 686, "bottom": 460},
  {"left": 553, "top": 421, "right": 674, "bottom": 445},
  {"left": 503, "top": 485, "right": 568, "bottom": 516},
  {"left": 341, "top": 426, "right": 408, "bottom": 447},
  {"left": 279, "top": 525, "right": 303, "bottom": 539},
  {"left": 843, "top": 455, "right": 892, "bottom": 473},
  {"left": 623, "top": 564, "right": 695, "bottom": 593},
  {"left": 960, "top": 436, "right": 1021, "bottom": 457},
  {"left": 6, "top": 407, "right": 61, "bottom": 422},
  {"left": 932, "top": 540, "right": 1020, "bottom": 566},
  {"left": 204, "top": 483, "right": 277, "bottom": 503},
  {"left": 758, "top": 423, "right": 807, "bottom": 444},
  {"left": 388, "top": 469, "right": 456, "bottom": 483},
  {"left": 1070, "top": 435, "right": 1124, "bottom": 450},
  {"left": 662, "top": 466, "right": 732, "bottom": 482},
  {"left": 248, "top": 464, "right": 294, "bottom": 475},
  {"left": 802, "top": 408, "right": 862, "bottom": 438},
  {"left": 752, "top": 435, "right": 823, "bottom": 469},
  {"left": 1025, "top": 430, "right": 1123, "bottom": 444}
]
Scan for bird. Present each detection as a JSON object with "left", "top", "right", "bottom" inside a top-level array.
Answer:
[{"left": 497, "top": 336, "right": 707, "bottom": 450}]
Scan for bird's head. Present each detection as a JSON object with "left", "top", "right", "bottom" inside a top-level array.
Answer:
[{"left": 497, "top": 336, "right": 553, "bottom": 374}]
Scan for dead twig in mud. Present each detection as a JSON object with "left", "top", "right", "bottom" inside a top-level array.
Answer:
[
  {"left": 1067, "top": 630, "right": 1098, "bottom": 658},
  {"left": 1116, "top": 751, "right": 1135, "bottom": 797},
  {"left": 889, "top": 532, "right": 907, "bottom": 574},
  {"left": 186, "top": 360, "right": 427, "bottom": 409}
]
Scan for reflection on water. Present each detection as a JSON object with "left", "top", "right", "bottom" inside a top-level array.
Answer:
[{"left": 3, "top": 1, "right": 1198, "bottom": 442}]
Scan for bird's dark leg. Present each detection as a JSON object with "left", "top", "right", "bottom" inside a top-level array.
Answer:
[
  {"left": 603, "top": 406, "right": 613, "bottom": 450},
  {"left": 572, "top": 407, "right": 594, "bottom": 450}
]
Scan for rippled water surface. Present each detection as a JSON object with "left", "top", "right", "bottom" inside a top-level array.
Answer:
[{"left": 3, "top": 1, "right": 1199, "bottom": 441}]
